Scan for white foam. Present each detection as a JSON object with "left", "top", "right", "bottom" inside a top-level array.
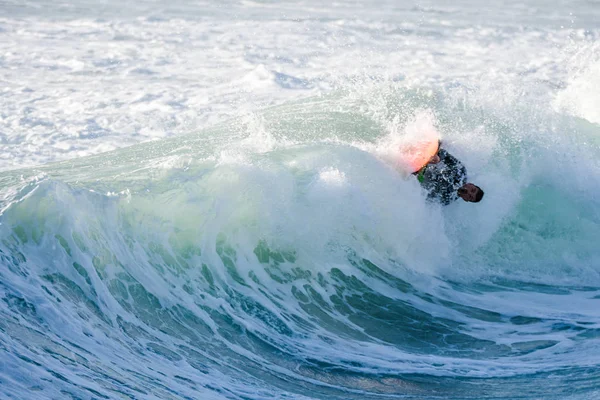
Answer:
[
  {"left": 0, "top": 1, "right": 598, "bottom": 171},
  {"left": 554, "top": 42, "right": 600, "bottom": 124}
]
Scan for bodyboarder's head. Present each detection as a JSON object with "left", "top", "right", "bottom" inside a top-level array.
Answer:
[{"left": 457, "top": 183, "right": 484, "bottom": 203}]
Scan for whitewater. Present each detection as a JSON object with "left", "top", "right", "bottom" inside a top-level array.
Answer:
[{"left": 1, "top": 1, "right": 600, "bottom": 399}]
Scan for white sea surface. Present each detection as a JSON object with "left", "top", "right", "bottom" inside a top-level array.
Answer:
[{"left": 1, "top": 0, "right": 598, "bottom": 170}]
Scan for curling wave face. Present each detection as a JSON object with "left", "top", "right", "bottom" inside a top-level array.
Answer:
[{"left": 1, "top": 85, "right": 600, "bottom": 399}]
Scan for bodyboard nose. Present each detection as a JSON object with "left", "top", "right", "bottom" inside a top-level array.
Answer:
[{"left": 398, "top": 138, "right": 440, "bottom": 173}]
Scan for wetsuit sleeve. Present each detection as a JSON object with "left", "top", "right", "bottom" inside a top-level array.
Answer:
[
  {"left": 438, "top": 149, "right": 467, "bottom": 184},
  {"left": 421, "top": 149, "right": 467, "bottom": 205}
]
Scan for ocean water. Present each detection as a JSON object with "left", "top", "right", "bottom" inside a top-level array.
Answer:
[{"left": 1, "top": 1, "right": 600, "bottom": 399}]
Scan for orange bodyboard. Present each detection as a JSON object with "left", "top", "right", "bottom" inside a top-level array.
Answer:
[{"left": 398, "top": 139, "right": 440, "bottom": 174}]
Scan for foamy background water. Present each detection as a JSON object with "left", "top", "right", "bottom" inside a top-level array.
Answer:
[{"left": 1, "top": 0, "right": 598, "bottom": 170}]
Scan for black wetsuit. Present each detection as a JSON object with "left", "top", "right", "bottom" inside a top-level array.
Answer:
[{"left": 416, "top": 148, "right": 467, "bottom": 205}]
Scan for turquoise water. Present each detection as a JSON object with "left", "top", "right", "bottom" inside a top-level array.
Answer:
[{"left": 1, "top": 85, "right": 600, "bottom": 399}]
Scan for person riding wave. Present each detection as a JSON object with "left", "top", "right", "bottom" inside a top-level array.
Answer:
[{"left": 413, "top": 143, "right": 484, "bottom": 205}]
